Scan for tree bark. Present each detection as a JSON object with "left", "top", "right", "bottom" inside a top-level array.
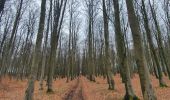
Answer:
[
  {"left": 125, "top": 0, "right": 157, "bottom": 99},
  {"left": 25, "top": 0, "right": 46, "bottom": 99},
  {"left": 113, "top": 0, "right": 138, "bottom": 99},
  {"left": 149, "top": 0, "right": 170, "bottom": 79},
  {"left": 39, "top": 0, "right": 52, "bottom": 90},
  {"left": 102, "top": 0, "right": 114, "bottom": 90},
  {"left": 47, "top": 0, "right": 67, "bottom": 92},
  {"left": 141, "top": 0, "right": 167, "bottom": 87}
]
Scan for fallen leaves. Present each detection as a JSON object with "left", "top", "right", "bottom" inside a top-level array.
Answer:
[{"left": 0, "top": 75, "right": 170, "bottom": 100}]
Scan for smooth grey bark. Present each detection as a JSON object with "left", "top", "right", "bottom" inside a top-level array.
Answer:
[
  {"left": 102, "top": 0, "right": 114, "bottom": 90},
  {"left": 125, "top": 0, "right": 157, "bottom": 99},
  {"left": 47, "top": 0, "right": 67, "bottom": 92},
  {"left": 39, "top": 0, "right": 52, "bottom": 90},
  {"left": 1, "top": 0, "right": 23, "bottom": 77},
  {"left": 25, "top": 0, "right": 46, "bottom": 99},
  {"left": 149, "top": 0, "right": 170, "bottom": 79},
  {"left": 141, "top": 0, "right": 167, "bottom": 87},
  {"left": 113, "top": 0, "right": 138, "bottom": 99}
]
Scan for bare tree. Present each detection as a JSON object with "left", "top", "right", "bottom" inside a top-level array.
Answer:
[
  {"left": 67, "top": 0, "right": 80, "bottom": 82},
  {"left": 46, "top": 0, "right": 67, "bottom": 92},
  {"left": 125, "top": 0, "right": 157, "bottom": 99},
  {"left": 141, "top": 0, "right": 167, "bottom": 87},
  {"left": 39, "top": 0, "right": 52, "bottom": 90},
  {"left": 25, "top": 0, "right": 47, "bottom": 99},
  {"left": 102, "top": 0, "right": 114, "bottom": 90},
  {"left": 113, "top": 0, "right": 138, "bottom": 99}
]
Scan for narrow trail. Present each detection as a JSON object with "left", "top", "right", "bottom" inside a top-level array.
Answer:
[{"left": 63, "top": 77, "right": 84, "bottom": 100}]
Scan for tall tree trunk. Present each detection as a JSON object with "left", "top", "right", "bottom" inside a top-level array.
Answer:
[
  {"left": 47, "top": 0, "right": 67, "bottom": 92},
  {"left": 113, "top": 0, "right": 138, "bottom": 99},
  {"left": 0, "top": 15, "right": 10, "bottom": 54},
  {"left": 141, "top": 0, "right": 167, "bottom": 87},
  {"left": 86, "top": 0, "right": 96, "bottom": 82},
  {"left": 102, "top": 0, "right": 114, "bottom": 90},
  {"left": 149, "top": 0, "right": 170, "bottom": 79},
  {"left": 25, "top": 0, "right": 46, "bottom": 99},
  {"left": 0, "top": 0, "right": 23, "bottom": 77},
  {"left": 125, "top": 0, "right": 157, "bottom": 99},
  {"left": 39, "top": 0, "right": 52, "bottom": 90}
]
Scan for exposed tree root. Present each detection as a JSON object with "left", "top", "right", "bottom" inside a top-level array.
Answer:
[
  {"left": 46, "top": 89, "right": 54, "bottom": 94},
  {"left": 124, "top": 94, "right": 140, "bottom": 100}
]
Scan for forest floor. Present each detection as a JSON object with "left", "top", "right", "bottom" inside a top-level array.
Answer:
[{"left": 0, "top": 74, "right": 170, "bottom": 100}]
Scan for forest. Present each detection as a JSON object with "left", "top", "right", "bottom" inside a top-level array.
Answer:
[{"left": 0, "top": 0, "right": 170, "bottom": 100}]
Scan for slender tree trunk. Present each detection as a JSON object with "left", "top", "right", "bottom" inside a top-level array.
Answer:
[
  {"left": 102, "top": 0, "right": 114, "bottom": 90},
  {"left": 141, "top": 0, "right": 167, "bottom": 87},
  {"left": 86, "top": 0, "right": 95, "bottom": 82},
  {"left": 113, "top": 0, "right": 138, "bottom": 99},
  {"left": 47, "top": 0, "right": 67, "bottom": 92},
  {"left": 149, "top": 0, "right": 170, "bottom": 79},
  {"left": 3, "top": 0, "right": 23, "bottom": 75},
  {"left": 39, "top": 0, "right": 52, "bottom": 90},
  {"left": 125, "top": 0, "right": 157, "bottom": 99},
  {"left": 25, "top": 0, "right": 46, "bottom": 99},
  {"left": 0, "top": 16, "right": 10, "bottom": 54}
]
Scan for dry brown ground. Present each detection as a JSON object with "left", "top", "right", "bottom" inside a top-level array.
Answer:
[
  {"left": 0, "top": 77, "right": 77, "bottom": 100},
  {"left": 0, "top": 75, "right": 170, "bottom": 100},
  {"left": 82, "top": 75, "right": 170, "bottom": 100}
]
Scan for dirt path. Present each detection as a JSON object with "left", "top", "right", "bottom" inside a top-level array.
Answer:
[
  {"left": 1, "top": 75, "right": 170, "bottom": 100},
  {"left": 63, "top": 77, "right": 84, "bottom": 100}
]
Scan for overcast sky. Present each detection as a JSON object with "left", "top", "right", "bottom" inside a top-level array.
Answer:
[{"left": 1, "top": 0, "right": 168, "bottom": 52}]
